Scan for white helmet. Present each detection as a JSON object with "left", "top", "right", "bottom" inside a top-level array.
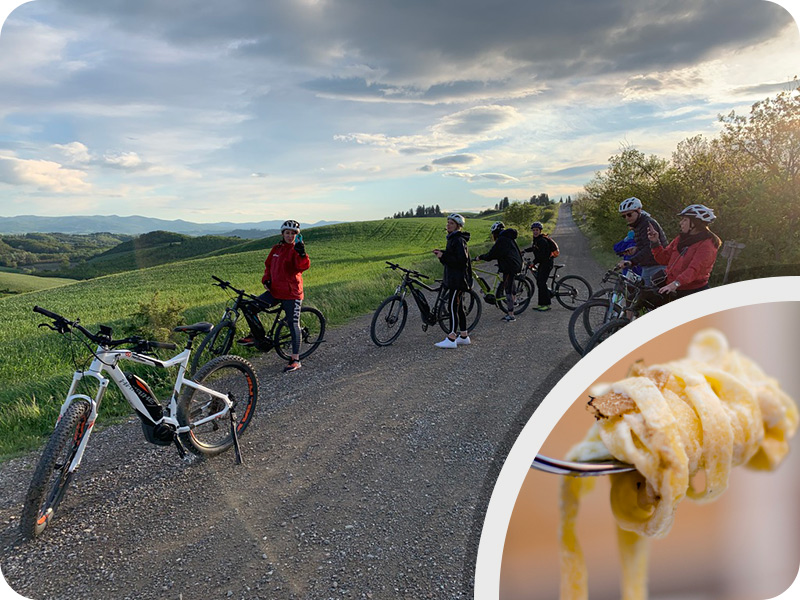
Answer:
[
  {"left": 447, "top": 213, "right": 465, "bottom": 227},
  {"left": 281, "top": 219, "right": 301, "bottom": 232},
  {"left": 678, "top": 204, "right": 716, "bottom": 223},
  {"left": 618, "top": 197, "right": 642, "bottom": 213},
  {"left": 490, "top": 221, "right": 505, "bottom": 233}
]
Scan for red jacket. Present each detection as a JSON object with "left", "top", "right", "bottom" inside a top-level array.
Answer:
[
  {"left": 652, "top": 236, "right": 719, "bottom": 290},
  {"left": 261, "top": 242, "right": 310, "bottom": 300}
]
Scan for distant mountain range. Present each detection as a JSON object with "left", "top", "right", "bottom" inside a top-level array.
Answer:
[{"left": 0, "top": 215, "right": 337, "bottom": 236}]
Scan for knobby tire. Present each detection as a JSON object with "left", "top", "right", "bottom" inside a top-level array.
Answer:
[
  {"left": 370, "top": 295, "right": 409, "bottom": 346},
  {"left": 20, "top": 400, "right": 91, "bottom": 538},
  {"left": 274, "top": 306, "right": 326, "bottom": 360}
]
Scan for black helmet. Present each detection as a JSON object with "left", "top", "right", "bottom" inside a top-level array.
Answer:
[{"left": 530, "top": 221, "right": 543, "bottom": 230}]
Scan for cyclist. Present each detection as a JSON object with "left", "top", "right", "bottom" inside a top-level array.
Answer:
[
  {"left": 522, "top": 221, "right": 558, "bottom": 311},
  {"left": 647, "top": 204, "right": 721, "bottom": 298},
  {"left": 616, "top": 197, "right": 667, "bottom": 286},
  {"left": 475, "top": 221, "right": 523, "bottom": 322},
  {"left": 238, "top": 219, "right": 310, "bottom": 372},
  {"left": 432, "top": 213, "right": 472, "bottom": 348}
]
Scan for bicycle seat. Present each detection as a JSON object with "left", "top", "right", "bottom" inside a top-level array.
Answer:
[
  {"left": 554, "top": 263, "right": 565, "bottom": 269},
  {"left": 174, "top": 322, "right": 214, "bottom": 335}
]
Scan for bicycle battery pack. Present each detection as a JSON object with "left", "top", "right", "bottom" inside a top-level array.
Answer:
[{"left": 125, "top": 372, "right": 173, "bottom": 446}]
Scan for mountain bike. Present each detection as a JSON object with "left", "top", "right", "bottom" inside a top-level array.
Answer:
[
  {"left": 470, "top": 261, "right": 533, "bottom": 314},
  {"left": 370, "top": 262, "right": 482, "bottom": 346},
  {"left": 22, "top": 306, "right": 259, "bottom": 539},
  {"left": 526, "top": 259, "right": 592, "bottom": 309},
  {"left": 567, "top": 268, "right": 634, "bottom": 354},
  {"left": 191, "top": 275, "right": 326, "bottom": 374},
  {"left": 580, "top": 273, "right": 672, "bottom": 355}
]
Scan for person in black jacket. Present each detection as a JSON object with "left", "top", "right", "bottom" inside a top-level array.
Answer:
[
  {"left": 522, "top": 221, "right": 558, "bottom": 311},
  {"left": 432, "top": 213, "right": 472, "bottom": 348},
  {"left": 615, "top": 196, "right": 667, "bottom": 286},
  {"left": 476, "top": 221, "right": 523, "bottom": 321}
]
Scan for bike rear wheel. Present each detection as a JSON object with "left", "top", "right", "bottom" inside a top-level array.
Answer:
[
  {"left": 437, "top": 288, "right": 482, "bottom": 333},
  {"left": 21, "top": 400, "right": 91, "bottom": 538},
  {"left": 190, "top": 319, "right": 237, "bottom": 375},
  {"left": 567, "top": 298, "right": 622, "bottom": 354},
  {"left": 274, "top": 306, "right": 326, "bottom": 360},
  {"left": 178, "top": 355, "right": 259, "bottom": 457},
  {"left": 554, "top": 275, "right": 593, "bottom": 309},
  {"left": 370, "top": 295, "right": 409, "bottom": 346},
  {"left": 494, "top": 275, "right": 533, "bottom": 314},
  {"left": 583, "top": 318, "right": 631, "bottom": 355}
]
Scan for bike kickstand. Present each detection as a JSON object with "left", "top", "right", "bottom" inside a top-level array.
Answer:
[
  {"left": 173, "top": 434, "right": 188, "bottom": 460},
  {"left": 229, "top": 409, "right": 243, "bottom": 465}
]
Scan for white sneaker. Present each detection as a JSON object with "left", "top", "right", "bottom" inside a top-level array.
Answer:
[
  {"left": 434, "top": 337, "right": 458, "bottom": 349},
  {"left": 456, "top": 336, "right": 471, "bottom": 345}
]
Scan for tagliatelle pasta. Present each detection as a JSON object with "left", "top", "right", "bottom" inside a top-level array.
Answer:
[{"left": 559, "top": 329, "right": 799, "bottom": 600}]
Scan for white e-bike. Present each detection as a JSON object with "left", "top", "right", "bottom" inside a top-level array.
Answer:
[{"left": 21, "top": 306, "right": 259, "bottom": 539}]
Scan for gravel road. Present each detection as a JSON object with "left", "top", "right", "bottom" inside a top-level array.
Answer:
[{"left": 0, "top": 205, "right": 606, "bottom": 600}]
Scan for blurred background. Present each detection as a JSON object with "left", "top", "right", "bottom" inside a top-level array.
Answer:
[{"left": 501, "top": 302, "right": 800, "bottom": 600}]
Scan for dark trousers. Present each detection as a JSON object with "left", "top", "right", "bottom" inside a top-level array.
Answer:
[
  {"left": 445, "top": 288, "right": 467, "bottom": 334},
  {"left": 241, "top": 291, "right": 302, "bottom": 355},
  {"left": 535, "top": 261, "right": 552, "bottom": 306}
]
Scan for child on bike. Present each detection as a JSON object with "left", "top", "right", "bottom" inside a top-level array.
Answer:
[
  {"left": 522, "top": 221, "right": 558, "bottom": 311},
  {"left": 432, "top": 213, "right": 472, "bottom": 348},
  {"left": 476, "top": 221, "right": 523, "bottom": 322},
  {"left": 239, "top": 219, "right": 310, "bottom": 372}
]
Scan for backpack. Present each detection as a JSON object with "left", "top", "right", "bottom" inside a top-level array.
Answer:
[{"left": 548, "top": 236, "right": 560, "bottom": 258}]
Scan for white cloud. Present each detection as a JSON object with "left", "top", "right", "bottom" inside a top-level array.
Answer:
[{"left": 0, "top": 155, "right": 91, "bottom": 192}]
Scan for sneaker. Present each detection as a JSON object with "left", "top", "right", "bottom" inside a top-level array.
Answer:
[
  {"left": 502, "top": 314, "right": 516, "bottom": 322},
  {"left": 237, "top": 336, "right": 256, "bottom": 346},
  {"left": 456, "top": 336, "right": 471, "bottom": 346},
  {"left": 533, "top": 305, "right": 552, "bottom": 312},
  {"left": 283, "top": 360, "right": 302, "bottom": 373},
  {"left": 434, "top": 337, "right": 458, "bottom": 349}
]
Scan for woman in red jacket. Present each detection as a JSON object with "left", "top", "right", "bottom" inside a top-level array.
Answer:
[
  {"left": 647, "top": 204, "right": 721, "bottom": 298},
  {"left": 239, "top": 219, "right": 310, "bottom": 372}
]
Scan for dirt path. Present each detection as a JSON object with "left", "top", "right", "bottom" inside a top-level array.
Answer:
[{"left": 0, "top": 205, "right": 606, "bottom": 600}]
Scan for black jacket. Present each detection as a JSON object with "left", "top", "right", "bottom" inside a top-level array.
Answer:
[
  {"left": 629, "top": 212, "right": 667, "bottom": 267},
  {"left": 438, "top": 230, "right": 471, "bottom": 291},
  {"left": 478, "top": 229, "right": 522, "bottom": 274},
  {"left": 523, "top": 234, "right": 557, "bottom": 265}
]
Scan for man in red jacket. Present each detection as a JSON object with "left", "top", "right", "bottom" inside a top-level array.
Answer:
[
  {"left": 239, "top": 219, "right": 310, "bottom": 372},
  {"left": 647, "top": 204, "right": 721, "bottom": 298}
]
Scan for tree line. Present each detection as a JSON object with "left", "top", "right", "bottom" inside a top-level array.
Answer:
[
  {"left": 572, "top": 81, "right": 800, "bottom": 282},
  {"left": 388, "top": 204, "right": 444, "bottom": 219}
]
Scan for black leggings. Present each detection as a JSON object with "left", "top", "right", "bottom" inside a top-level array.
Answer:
[
  {"left": 446, "top": 289, "right": 467, "bottom": 335},
  {"left": 501, "top": 272, "right": 516, "bottom": 313},
  {"left": 241, "top": 291, "right": 302, "bottom": 355}
]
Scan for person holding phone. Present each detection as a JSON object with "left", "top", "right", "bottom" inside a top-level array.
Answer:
[{"left": 239, "top": 219, "right": 310, "bottom": 372}]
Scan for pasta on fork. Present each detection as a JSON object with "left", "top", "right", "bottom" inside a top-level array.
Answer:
[{"left": 559, "top": 329, "right": 799, "bottom": 600}]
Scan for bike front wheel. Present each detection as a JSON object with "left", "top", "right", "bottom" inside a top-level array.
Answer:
[
  {"left": 370, "top": 295, "right": 409, "bottom": 346},
  {"left": 274, "top": 306, "right": 326, "bottom": 360},
  {"left": 21, "top": 400, "right": 91, "bottom": 538},
  {"left": 567, "top": 298, "right": 621, "bottom": 355},
  {"left": 554, "top": 275, "right": 593, "bottom": 309},
  {"left": 190, "top": 319, "right": 237, "bottom": 375},
  {"left": 437, "top": 288, "right": 482, "bottom": 333},
  {"left": 178, "top": 355, "right": 259, "bottom": 457},
  {"left": 582, "top": 318, "right": 631, "bottom": 356}
]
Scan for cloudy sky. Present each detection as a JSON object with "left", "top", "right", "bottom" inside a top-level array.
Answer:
[{"left": 0, "top": 0, "right": 798, "bottom": 224}]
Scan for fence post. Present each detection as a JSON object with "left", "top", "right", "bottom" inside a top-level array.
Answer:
[{"left": 720, "top": 240, "right": 746, "bottom": 284}]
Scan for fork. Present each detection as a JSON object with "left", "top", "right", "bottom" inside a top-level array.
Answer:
[{"left": 531, "top": 454, "right": 636, "bottom": 476}]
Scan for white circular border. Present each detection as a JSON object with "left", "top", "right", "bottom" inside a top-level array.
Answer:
[{"left": 475, "top": 276, "right": 800, "bottom": 599}]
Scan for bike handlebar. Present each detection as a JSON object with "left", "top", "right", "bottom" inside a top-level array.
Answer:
[
  {"left": 33, "top": 306, "right": 178, "bottom": 351},
  {"left": 384, "top": 261, "right": 429, "bottom": 279}
]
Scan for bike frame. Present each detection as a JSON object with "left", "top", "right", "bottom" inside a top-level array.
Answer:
[
  {"left": 395, "top": 273, "right": 445, "bottom": 324},
  {"left": 58, "top": 344, "right": 236, "bottom": 476},
  {"left": 217, "top": 286, "right": 287, "bottom": 345}
]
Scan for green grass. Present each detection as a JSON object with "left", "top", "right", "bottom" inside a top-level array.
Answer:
[
  {"left": 0, "top": 271, "right": 78, "bottom": 297},
  {"left": 0, "top": 217, "right": 499, "bottom": 459}
]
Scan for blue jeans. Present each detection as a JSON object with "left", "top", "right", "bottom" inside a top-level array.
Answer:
[{"left": 640, "top": 265, "right": 666, "bottom": 287}]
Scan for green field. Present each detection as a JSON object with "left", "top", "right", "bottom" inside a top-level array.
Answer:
[
  {"left": 0, "top": 271, "right": 78, "bottom": 297},
  {"left": 0, "top": 217, "right": 512, "bottom": 458}
]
